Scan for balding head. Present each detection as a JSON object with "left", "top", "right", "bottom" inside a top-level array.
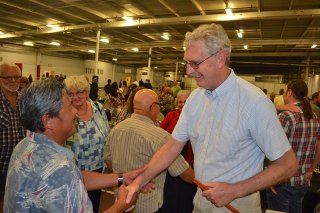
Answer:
[{"left": 134, "top": 89, "right": 160, "bottom": 121}]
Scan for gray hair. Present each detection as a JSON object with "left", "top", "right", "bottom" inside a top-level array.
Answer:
[
  {"left": 184, "top": 23, "right": 232, "bottom": 65},
  {"left": 19, "top": 79, "right": 65, "bottom": 132},
  {"left": 0, "top": 62, "right": 22, "bottom": 76},
  {"left": 176, "top": 90, "right": 190, "bottom": 99},
  {"left": 64, "top": 75, "right": 90, "bottom": 93}
]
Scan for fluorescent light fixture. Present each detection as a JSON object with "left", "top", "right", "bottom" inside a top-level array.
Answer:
[
  {"left": 46, "top": 24, "right": 61, "bottom": 29},
  {"left": 112, "top": 58, "right": 118, "bottom": 61},
  {"left": 225, "top": 8, "right": 233, "bottom": 17},
  {"left": 237, "top": 29, "right": 243, "bottom": 38},
  {"left": 50, "top": 41, "right": 60, "bottom": 46},
  {"left": 0, "top": 31, "right": 4, "bottom": 35},
  {"left": 122, "top": 16, "right": 133, "bottom": 22},
  {"left": 161, "top": 33, "right": 170, "bottom": 40},
  {"left": 311, "top": 44, "right": 317, "bottom": 48},
  {"left": 243, "top": 45, "right": 248, "bottom": 49},
  {"left": 132, "top": 48, "right": 139, "bottom": 52},
  {"left": 23, "top": 41, "right": 34, "bottom": 46},
  {"left": 100, "top": 38, "right": 109, "bottom": 43},
  {"left": 88, "top": 49, "right": 95, "bottom": 53}
]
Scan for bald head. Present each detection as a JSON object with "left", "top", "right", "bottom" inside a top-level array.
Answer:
[{"left": 134, "top": 89, "right": 159, "bottom": 111}]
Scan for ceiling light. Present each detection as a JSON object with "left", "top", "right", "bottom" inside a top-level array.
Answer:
[
  {"left": 132, "top": 48, "right": 139, "bottom": 52},
  {"left": 181, "top": 62, "right": 185, "bottom": 65},
  {"left": 161, "top": 33, "right": 170, "bottom": 40},
  {"left": 46, "top": 24, "right": 61, "bottom": 29},
  {"left": 225, "top": 8, "right": 233, "bottom": 17},
  {"left": 50, "top": 41, "right": 60, "bottom": 46},
  {"left": 311, "top": 44, "right": 317, "bottom": 48},
  {"left": 112, "top": 58, "right": 118, "bottom": 61},
  {"left": 122, "top": 16, "right": 133, "bottom": 22},
  {"left": 100, "top": 38, "right": 109, "bottom": 43},
  {"left": 23, "top": 41, "right": 34, "bottom": 46},
  {"left": 88, "top": 49, "right": 95, "bottom": 53},
  {"left": 237, "top": 29, "right": 243, "bottom": 38},
  {"left": 154, "top": 66, "right": 158, "bottom": 69},
  {"left": 244, "top": 45, "right": 248, "bottom": 49},
  {"left": 0, "top": 31, "right": 4, "bottom": 35}
]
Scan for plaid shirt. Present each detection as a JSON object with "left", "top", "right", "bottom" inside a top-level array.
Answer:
[
  {"left": 0, "top": 90, "right": 25, "bottom": 174},
  {"left": 278, "top": 102, "right": 320, "bottom": 186}
]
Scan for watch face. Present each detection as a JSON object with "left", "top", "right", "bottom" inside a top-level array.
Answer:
[{"left": 118, "top": 175, "right": 123, "bottom": 186}]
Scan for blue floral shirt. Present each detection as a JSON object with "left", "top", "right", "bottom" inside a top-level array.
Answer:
[
  {"left": 65, "top": 101, "right": 110, "bottom": 171},
  {"left": 4, "top": 132, "right": 93, "bottom": 213}
]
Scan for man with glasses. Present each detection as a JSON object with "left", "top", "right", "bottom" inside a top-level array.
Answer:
[
  {"left": 125, "top": 24, "right": 297, "bottom": 212},
  {"left": 0, "top": 62, "right": 25, "bottom": 206},
  {"left": 104, "top": 89, "right": 194, "bottom": 213}
]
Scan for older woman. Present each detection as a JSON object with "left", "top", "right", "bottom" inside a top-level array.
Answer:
[
  {"left": 64, "top": 75, "right": 110, "bottom": 213},
  {"left": 160, "top": 90, "right": 196, "bottom": 213}
]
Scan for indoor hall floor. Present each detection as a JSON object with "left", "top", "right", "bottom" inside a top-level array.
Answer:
[{"left": 99, "top": 189, "right": 116, "bottom": 213}]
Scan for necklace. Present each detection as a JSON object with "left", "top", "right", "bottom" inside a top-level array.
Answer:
[{"left": 77, "top": 101, "right": 88, "bottom": 116}]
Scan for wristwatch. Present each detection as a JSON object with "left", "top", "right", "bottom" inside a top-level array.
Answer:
[{"left": 118, "top": 173, "right": 123, "bottom": 187}]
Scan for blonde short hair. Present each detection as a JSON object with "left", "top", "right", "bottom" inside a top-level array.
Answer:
[{"left": 64, "top": 75, "right": 90, "bottom": 93}]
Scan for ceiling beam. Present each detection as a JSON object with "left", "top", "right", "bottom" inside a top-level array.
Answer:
[
  {"left": 1, "top": 9, "right": 320, "bottom": 39},
  {"left": 40, "top": 38, "right": 320, "bottom": 52}
]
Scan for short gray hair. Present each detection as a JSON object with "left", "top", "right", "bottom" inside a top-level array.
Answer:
[
  {"left": 64, "top": 75, "right": 90, "bottom": 93},
  {"left": 19, "top": 79, "right": 65, "bottom": 132},
  {"left": 0, "top": 62, "right": 21, "bottom": 76},
  {"left": 184, "top": 23, "right": 232, "bottom": 65},
  {"left": 176, "top": 90, "right": 190, "bottom": 99}
]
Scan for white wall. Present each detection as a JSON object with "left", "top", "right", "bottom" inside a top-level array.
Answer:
[
  {"left": 0, "top": 49, "right": 136, "bottom": 87},
  {"left": 0, "top": 49, "right": 37, "bottom": 78}
]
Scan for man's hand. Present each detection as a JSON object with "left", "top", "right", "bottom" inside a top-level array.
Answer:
[
  {"left": 123, "top": 167, "right": 146, "bottom": 186},
  {"left": 123, "top": 167, "right": 155, "bottom": 193},
  {"left": 276, "top": 104, "right": 300, "bottom": 113},
  {"left": 202, "top": 182, "right": 238, "bottom": 207},
  {"left": 116, "top": 185, "right": 138, "bottom": 212},
  {"left": 125, "top": 176, "right": 143, "bottom": 204},
  {"left": 306, "top": 171, "right": 313, "bottom": 187},
  {"left": 103, "top": 185, "right": 138, "bottom": 213}
]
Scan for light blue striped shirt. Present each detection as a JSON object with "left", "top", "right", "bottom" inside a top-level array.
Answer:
[{"left": 173, "top": 70, "right": 291, "bottom": 183}]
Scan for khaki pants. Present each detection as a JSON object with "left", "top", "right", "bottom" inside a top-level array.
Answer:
[{"left": 192, "top": 187, "right": 262, "bottom": 213}]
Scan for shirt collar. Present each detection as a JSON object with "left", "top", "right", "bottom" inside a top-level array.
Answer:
[
  {"left": 33, "top": 132, "right": 74, "bottom": 160},
  {"left": 205, "top": 68, "right": 236, "bottom": 99},
  {"left": 131, "top": 113, "right": 155, "bottom": 125}
]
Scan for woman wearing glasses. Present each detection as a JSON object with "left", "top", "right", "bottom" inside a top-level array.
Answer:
[{"left": 64, "top": 75, "right": 110, "bottom": 213}]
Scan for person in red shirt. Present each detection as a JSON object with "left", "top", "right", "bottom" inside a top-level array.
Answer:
[{"left": 160, "top": 90, "right": 196, "bottom": 213}]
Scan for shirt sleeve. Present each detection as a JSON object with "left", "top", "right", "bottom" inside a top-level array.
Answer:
[{"left": 249, "top": 97, "right": 291, "bottom": 161}]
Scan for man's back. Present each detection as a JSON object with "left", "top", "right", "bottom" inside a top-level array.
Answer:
[
  {"left": 105, "top": 113, "right": 188, "bottom": 213},
  {"left": 278, "top": 105, "right": 320, "bottom": 186}
]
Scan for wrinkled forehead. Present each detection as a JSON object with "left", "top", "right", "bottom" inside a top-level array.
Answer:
[{"left": 0, "top": 64, "right": 21, "bottom": 76}]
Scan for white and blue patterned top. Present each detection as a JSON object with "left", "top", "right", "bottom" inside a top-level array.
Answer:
[
  {"left": 173, "top": 70, "right": 291, "bottom": 183},
  {"left": 4, "top": 132, "right": 93, "bottom": 213},
  {"left": 65, "top": 101, "right": 110, "bottom": 171}
]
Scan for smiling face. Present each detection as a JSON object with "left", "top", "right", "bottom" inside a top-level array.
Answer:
[
  {"left": 0, "top": 63, "right": 21, "bottom": 94},
  {"left": 184, "top": 40, "right": 224, "bottom": 91},
  {"left": 67, "top": 86, "right": 88, "bottom": 108},
  {"left": 49, "top": 92, "right": 77, "bottom": 143}
]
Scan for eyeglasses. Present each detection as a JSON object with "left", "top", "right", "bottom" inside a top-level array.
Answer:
[
  {"left": 67, "top": 90, "right": 86, "bottom": 98},
  {"left": 149, "top": 102, "right": 160, "bottom": 109},
  {"left": 0, "top": 76, "right": 21, "bottom": 81},
  {"left": 184, "top": 49, "right": 221, "bottom": 69}
]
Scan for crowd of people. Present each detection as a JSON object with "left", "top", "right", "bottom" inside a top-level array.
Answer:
[{"left": 1, "top": 23, "right": 320, "bottom": 213}]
